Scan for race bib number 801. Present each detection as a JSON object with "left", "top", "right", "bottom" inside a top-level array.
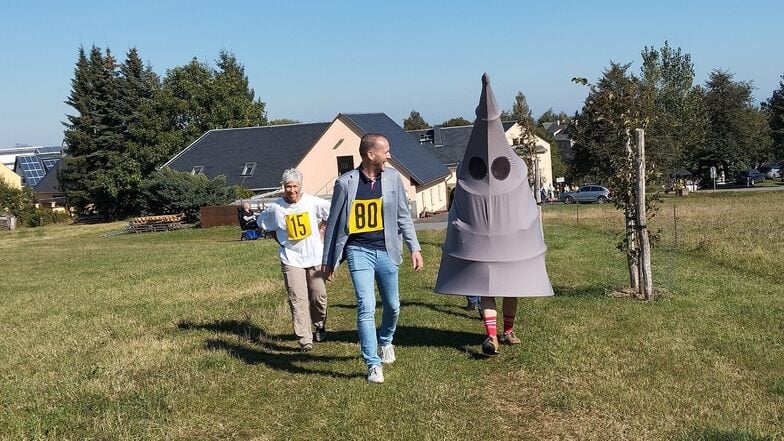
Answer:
[
  {"left": 349, "top": 198, "right": 383, "bottom": 234},
  {"left": 285, "top": 212, "right": 311, "bottom": 240}
]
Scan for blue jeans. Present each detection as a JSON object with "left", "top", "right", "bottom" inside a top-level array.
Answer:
[{"left": 345, "top": 245, "right": 400, "bottom": 367}]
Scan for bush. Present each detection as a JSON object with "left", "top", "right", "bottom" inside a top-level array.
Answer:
[
  {"left": 19, "top": 208, "right": 71, "bottom": 227},
  {"left": 138, "top": 169, "right": 246, "bottom": 223}
]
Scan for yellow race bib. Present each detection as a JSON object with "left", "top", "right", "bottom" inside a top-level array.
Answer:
[
  {"left": 349, "top": 198, "right": 383, "bottom": 234},
  {"left": 285, "top": 211, "right": 312, "bottom": 240}
]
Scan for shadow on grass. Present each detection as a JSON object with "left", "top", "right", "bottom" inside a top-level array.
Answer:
[
  {"left": 204, "top": 338, "right": 362, "bottom": 379},
  {"left": 553, "top": 285, "right": 610, "bottom": 297},
  {"left": 330, "top": 300, "right": 482, "bottom": 321},
  {"left": 417, "top": 237, "right": 445, "bottom": 248},
  {"left": 674, "top": 426, "right": 772, "bottom": 441},
  {"left": 178, "top": 319, "right": 294, "bottom": 351},
  {"left": 178, "top": 319, "right": 362, "bottom": 379},
  {"left": 180, "top": 316, "right": 493, "bottom": 366},
  {"left": 322, "top": 325, "right": 490, "bottom": 359}
]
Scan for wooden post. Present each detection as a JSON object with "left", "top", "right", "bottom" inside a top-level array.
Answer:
[
  {"left": 636, "top": 129, "right": 653, "bottom": 300},
  {"left": 534, "top": 155, "right": 542, "bottom": 204}
]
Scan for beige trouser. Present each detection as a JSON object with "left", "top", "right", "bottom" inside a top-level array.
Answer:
[{"left": 281, "top": 263, "right": 327, "bottom": 346}]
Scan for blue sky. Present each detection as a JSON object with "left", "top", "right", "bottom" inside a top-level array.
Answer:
[{"left": 1, "top": 0, "right": 783, "bottom": 148}]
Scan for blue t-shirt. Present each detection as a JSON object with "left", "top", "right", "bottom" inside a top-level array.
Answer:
[{"left": 346, "top": 168, "right": 386, "bottom": 250}]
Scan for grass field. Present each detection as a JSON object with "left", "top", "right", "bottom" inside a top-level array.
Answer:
[{"left": 1, "top": 191, "right": 783, "bottom": 440}]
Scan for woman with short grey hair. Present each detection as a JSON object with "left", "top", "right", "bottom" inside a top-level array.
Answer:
[
  {"left": 259, "top": 168, "right": 331, "bottom": 351},
  {"left": 281, "top": 168, "right": 303, "bottom": 186}
]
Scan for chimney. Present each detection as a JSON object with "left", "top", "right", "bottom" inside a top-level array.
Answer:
[{"left": 433, "top": 125, "right": 443, "bottom": 146}]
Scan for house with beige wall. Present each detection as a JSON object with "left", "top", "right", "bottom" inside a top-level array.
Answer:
[
  {"left": 408, "top": 122, "right": 553, "bottom": 191},
  {"left": 164, "top": 113, "right": 450, "bottom": 217},
  {"left": 0, "top": 163, "right": 21, "bottom": 189}
]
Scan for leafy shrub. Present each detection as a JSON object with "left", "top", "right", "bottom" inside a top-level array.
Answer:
[{"left": 138, "top": 168, "right": 247, "bottom": 223}]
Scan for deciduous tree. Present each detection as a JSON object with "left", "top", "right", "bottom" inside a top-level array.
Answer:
[
  {"left": 441, "top": 117, "right": 472, "bottom": 127},
  {"left": 403, "top": 110, "right": 429, "bottom": 130},
  {"left": 763, "top": 74, "right": 784, "bottom": 160}
]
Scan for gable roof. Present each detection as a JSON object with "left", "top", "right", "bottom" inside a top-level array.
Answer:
[
  {"left": 545, "top": 122, "right": 569, "bottom": 137},
  {"left": 164, "top": 123, "right": 330, "bottom": 190},
  {"left": 14, "top": 149, "right": 61, "bottom": 187},
  {"left": 35, "top": 160, "right": 62, "bottom": 195},
  {"left": 407, "top": 122, "right": 517, "bottom": 166},
  {"left": 339, "top": 113, "right": 449, "bottom": 185}
]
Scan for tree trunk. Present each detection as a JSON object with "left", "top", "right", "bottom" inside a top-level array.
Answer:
[
  {"left": 625, "top": 205, "right": 639, "bottom": 291},
  {"left": 636, "top": 129, "right": 653, "bottom": 300},
  {"left": 625, "top": 134, "right": 640, "bottom": 292}
]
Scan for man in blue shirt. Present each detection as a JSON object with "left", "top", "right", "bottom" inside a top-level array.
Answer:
[{"left": 322, "top": 133, "right": 423, "bottom": 384}]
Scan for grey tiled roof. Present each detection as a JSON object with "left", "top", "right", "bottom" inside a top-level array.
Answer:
[
  {"left": 34, "top": 160, "right": 61, "bottom": 194},
  {"left": 546, "top": 123, "right": 569, "bottom": 136},
  {"left": 165, "top": 123, "right": 330, "bottom": 190},
  {"left": 341, "top": 113, "right": 449, "bottom": 185},
  {"left": 407, "top": 122, "right": 516, "bottom": 166}
]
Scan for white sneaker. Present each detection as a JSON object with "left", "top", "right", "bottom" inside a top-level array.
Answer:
[
  {"left": 380, "top": 344, "right": 396, "bottom": 364},
  {"left": 367, "top": 365, "right": 384, "bottom": 384}
]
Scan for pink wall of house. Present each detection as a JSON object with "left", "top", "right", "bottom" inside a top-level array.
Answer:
[{"left": 294, "top": 115, "right": 447, "bottom": 216}]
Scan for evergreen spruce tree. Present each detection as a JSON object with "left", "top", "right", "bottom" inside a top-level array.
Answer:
[{"left": 62, "top": 46, "right": 153, "bottom": 218}]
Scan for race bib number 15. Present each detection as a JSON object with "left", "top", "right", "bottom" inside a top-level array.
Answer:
[
  {"left": 349, "top": 198, "right": 383, "bottom": 234},
  {"left": 285, "top": 212, "right": 311, "bottom": 240}
]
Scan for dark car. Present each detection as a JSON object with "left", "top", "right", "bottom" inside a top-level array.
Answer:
[
  {"left": 735, "top": 169, "right": 765, "bottom": 185},
  {"left": 758, "top": 160, "right": 781, "bottom": 179},
  {"left": 560, "top": 185, "right": 611, "bottom": 204}
]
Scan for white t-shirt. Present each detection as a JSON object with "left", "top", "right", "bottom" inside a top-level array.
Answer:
[{"left": 259, "top": 194, "right": 331, "bottom": 268}]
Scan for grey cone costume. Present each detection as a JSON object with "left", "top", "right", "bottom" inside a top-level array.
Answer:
[{"left": 434, "top": 74, "right": 554, "bottom": 297}]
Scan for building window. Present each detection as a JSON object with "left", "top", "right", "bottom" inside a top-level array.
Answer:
[
  {"left": 241, "top": 162, "right": 256, "bottom": 176},
  {"left": 191, "top": 166, "right": 204, "bottom": 175},
  {"left": 336, "top": 156, "right": 354, "bottom": 175},
  {"left": 333, "top": 138, "right": 345, "bottom": 150}
]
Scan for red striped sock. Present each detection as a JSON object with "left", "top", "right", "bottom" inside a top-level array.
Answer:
[
  {"left": 483, "top": 316, "right": 497, "bottom": 337},
  {"left": 503, "top": 315, "right": 515, "bottom": 334}
]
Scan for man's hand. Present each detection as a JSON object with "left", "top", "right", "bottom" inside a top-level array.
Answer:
[
  {"left": 411, "top": 251, "right": 424, "bottom": 272},
  {"left": 321, "top": 264, "right": 335, "bottom": 281}
]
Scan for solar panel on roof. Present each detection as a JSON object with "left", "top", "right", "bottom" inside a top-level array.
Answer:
[
  {"left": 35, "top": 146, "right": 62, "bottom": 154},
  {"left": 42, "top": 158, "right": 59, "bottom": 171}
]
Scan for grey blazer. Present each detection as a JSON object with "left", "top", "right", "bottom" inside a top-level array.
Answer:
[{"left": 322, "top": 167, "right": 421, "bottom": 268}]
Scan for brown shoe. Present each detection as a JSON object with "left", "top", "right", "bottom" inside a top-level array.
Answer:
[
  {"left": 499, "top": 331, "right": 521, "bottom": 345},
  {"left": 481, "top": 336, "right": 499, "bottom": 355}
]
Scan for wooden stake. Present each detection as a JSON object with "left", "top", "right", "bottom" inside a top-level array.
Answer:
[{"left": 636, "top": 129, "right": 653, "bottom": 300}]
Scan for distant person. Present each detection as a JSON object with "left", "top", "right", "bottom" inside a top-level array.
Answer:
[
  {"left": 260, "top": 169, "right": 331, "bottom": 352},
  {"left": 238, "top": 202, "right": 258, "bottom": 230},
  {"left": 322, "top": 133, "right": 424, "bottom": 384},
  {"left": 464, "top": 295, "right": 481, "bottom": 313}
]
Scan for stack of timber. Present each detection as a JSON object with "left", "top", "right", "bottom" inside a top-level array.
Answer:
[{"left": 126, "top": 213, "right": 187, "bottom": 233}]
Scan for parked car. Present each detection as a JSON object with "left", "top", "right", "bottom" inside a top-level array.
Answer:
[
  {"left": 735, "top": 169, "right": 765, "bottom": 185},
  {"left": 560, "top": 185, "right": 611, "bottom": 204},
  {"left": 758, "top": 161, "right": 781, "bottom": 179}
]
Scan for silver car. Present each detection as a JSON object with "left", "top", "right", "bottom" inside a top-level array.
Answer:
[{"left": 560, "top": 185, "right": 611, "bottom": 204}]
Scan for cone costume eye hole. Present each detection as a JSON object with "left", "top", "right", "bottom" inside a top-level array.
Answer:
[
  {"left": 491, "top": 156, "right": 510, "bottom": 180},
  {"left": 468, "top": 157, "right": 487, "bottom": 180}
]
